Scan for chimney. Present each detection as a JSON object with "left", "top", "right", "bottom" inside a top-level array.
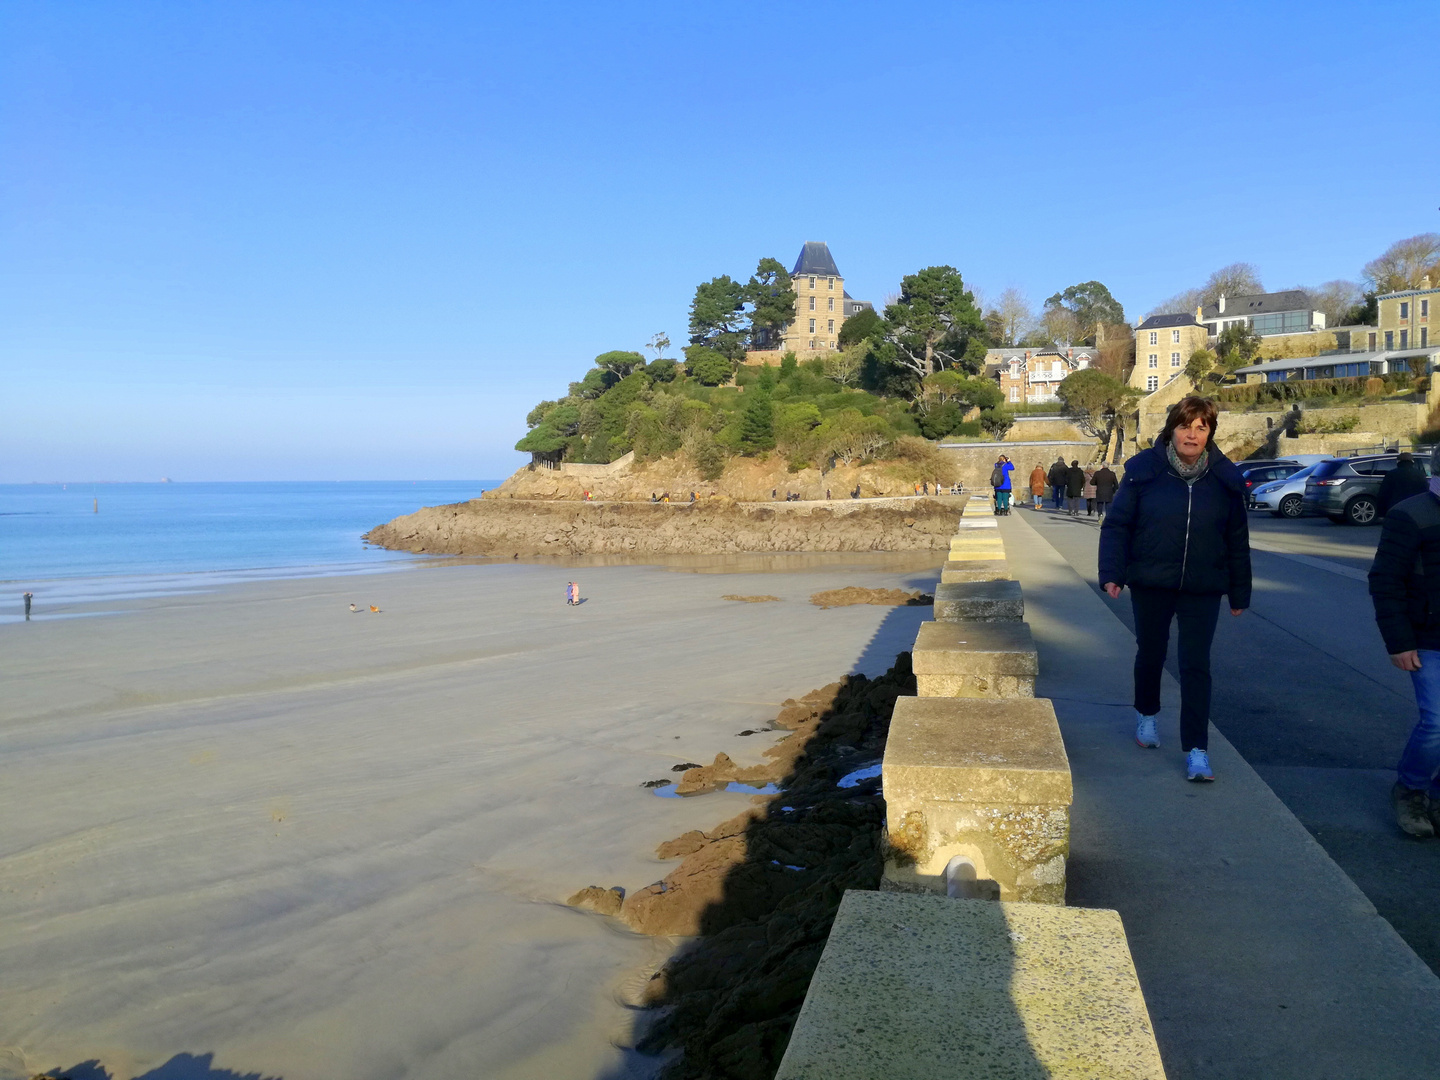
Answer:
[
  {"left": 1218, "top": 294, "right": 1227, "bottom": 314},
  {"left": 1195, "top": 305, "right": 1203, "bottom": 321},
  {"left": 1424, "top": 274, "right": 1433, "bottom": 289}
]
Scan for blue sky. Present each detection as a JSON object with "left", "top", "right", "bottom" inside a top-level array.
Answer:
[{"left": 2, "top": 0, "right": 1437, "bottom": 481}]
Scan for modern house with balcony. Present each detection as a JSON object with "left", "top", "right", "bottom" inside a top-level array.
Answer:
[
  {"left": 996, "top": 346, "right": 1093, "bottom": 405},
  {"left": 1200, "top": 290, "right": 1326, "bottom": 337}
]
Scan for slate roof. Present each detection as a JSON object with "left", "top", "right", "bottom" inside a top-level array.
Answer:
[
  {"left": 1201, "top": 290, "right": 1312, "bottom": 321},
  {"left": 1137, "top": 313, "right": 1203, "bottom": 330},
  {"left": 792, "top": 242, "right": 841, "bottom": 278}
]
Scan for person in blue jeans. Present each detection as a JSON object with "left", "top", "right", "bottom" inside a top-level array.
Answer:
[
  {"left": 1368, "top": 442, "right": 1440, "bottom": 837},
  {"left": 1099, "top": 396, "right": 1251, "bottom": 783}
]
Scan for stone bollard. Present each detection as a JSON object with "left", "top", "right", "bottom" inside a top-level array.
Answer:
[
  {"left": 933, "top": 579, "right": 1023, "bottom": 622},
  {"left": 911, "top": 620, "right": 1036, "bottom": 698},
  {"left": 881, "top": 695, "right": 1070, "bottom": 903},
  {"left": 774, "top": 892, "right": 1166, "bottom": 1080},
  {"left": 939, "top": 559, "right": 1010, "bottom": 584}
]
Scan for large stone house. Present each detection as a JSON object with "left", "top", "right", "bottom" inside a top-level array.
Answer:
[
  {"left": 995, "top": 346, "right": 1094, "bottom": 405},
  {"left": 1129, "top": 313, "right": 1209, "bottom": 394},
  {"left": 1377, "top": 275, "right": 1437, "bottom": 352},
  {"left": 747, "top": 242, "right": 873, "bottom": 362}
]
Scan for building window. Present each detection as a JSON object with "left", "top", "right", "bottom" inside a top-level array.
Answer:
[
  {"left": 827, "top": 319, "right": 834, "bottom": 333},
  {"left": 1385, "top": 331, "right": 1394, "bottom": 349},
  {"left": 1171, "top": 330, "right": 1181, "bottom": 343},
  {"left": 1422, "top": 328, "right": 1429, "bottom": 346},
  {"left": 830, "top": 340, "right": 835, "bottom": 348},
  {"left": 827, "top": 277, "right": 834, "bottom": 290},
  {"left": 827, "top": 297, "right": 834, "bottom": 311},
  {"left": 1149, "top": 332, "right": 1158, "bottom": 345},
  {"left": 1010, "top": 387, "right": 1019, "bottom": 402},
  {"left": 808, "top": 296, "right": 815, "bottom": 311},
  {"left": 1421, "top": 299, "right": 1428, "bottom": 318},
  {"left": 808, "top": 276, "right": 815, "bottom": 289},
  {"left": 1401, "top": 330, "right": 1409, "bottom": 349},
  {"left": 1171, "top": 352, "right": 1181, "bottom": 367},
  {"left": 1401, "top": 301, "right": 1410, "bottom": 319},
  {"left": 808, "top": 339, "right": 816, "bottom": 349},
  {"left": 1147, "top": 375, "right": 1159, "bottom": 392},
  {"left": 1148, "top": 353, "right": 1158, "bottom": 368},
  {"left": 809, "top": 319, "right": 816, "bottom": 333}
]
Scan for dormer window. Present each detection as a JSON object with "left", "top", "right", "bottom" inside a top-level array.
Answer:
[
  {"left": 809, "top": 276, "right": 816, "bottom": 289},
  {"left": 827, "top": 277, "right": 834, "bottom": 290}
]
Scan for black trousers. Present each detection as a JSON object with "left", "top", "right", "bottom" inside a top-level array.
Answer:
[{"left": 1130, "top": 586, "right": 1221, "bottom": 751}]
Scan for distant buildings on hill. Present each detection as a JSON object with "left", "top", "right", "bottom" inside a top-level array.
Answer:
[{"left": 747, "top": 241, "right": 873, "bottom": 362}]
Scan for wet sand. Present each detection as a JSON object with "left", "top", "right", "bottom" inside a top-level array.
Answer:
[{"left": 0, "top": 555, "right": 939, "bottom": 1080}]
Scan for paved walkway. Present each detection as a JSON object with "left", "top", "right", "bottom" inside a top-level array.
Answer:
[{"left": 998, "top": 509, "right": 1440, "bottom": 1080}]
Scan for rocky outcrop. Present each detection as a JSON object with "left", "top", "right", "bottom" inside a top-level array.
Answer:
[{"left": 365, "top": 498, "right": 959, "bottom": 557}]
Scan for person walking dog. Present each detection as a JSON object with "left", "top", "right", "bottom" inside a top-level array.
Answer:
[
  {"left": 1028, "top": 463, "right": 1046, "bottom": 510},
  {"left": 1099, "top": 395, "right": 1251, "bottom": 782},
  {"left": 1368, "top": 443, "right": 1440, "bottom": 837}
]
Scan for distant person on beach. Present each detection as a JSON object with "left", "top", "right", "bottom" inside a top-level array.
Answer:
[
  {"left": 1100, "top": 395, "right": 1250, "bottom": 784},
  {"left": 1065, "top": 460, "right": 1086, "bottom": 516},
  {"left": 1048, "top": 457, "right": 1067, "bottom": 511},
  {"left": 1092, "top": 462, "right": 1118, "bottom": 518},
  {"left": 23, "top": 592, "right": 33, "bottom": 621},
  {"left": 851, "top": 485, "right": 860, "bottom": 499},
  {"left": 690, "top": 491, "right": 696, "bottom": 503},
  {"left": 1367, "top": 442, "right": 1440, "bottom": 837},
  {"left": 1028, "top": 464, "right": 1046, "bottom": 510},
  {"left": 826, "top": 489, "right": 831, "bottom": 500},
  {"left": 566, "top": 581, "right": 580, "bottom": 606}
]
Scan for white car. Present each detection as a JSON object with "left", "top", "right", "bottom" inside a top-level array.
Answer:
[{"left": 1249, "top": 462, "right": 1324, "bottom": 518}]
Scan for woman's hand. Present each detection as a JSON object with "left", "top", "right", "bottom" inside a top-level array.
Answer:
[
  {"left": 1391, "top": 650, "right": 1422, "bottom": 672},
  {"left": 1103, "top": 582, "right": 1122, "bottom": 599},
  {"left": 1231, "top": 608, "right": 1244, "bottom": 617}
]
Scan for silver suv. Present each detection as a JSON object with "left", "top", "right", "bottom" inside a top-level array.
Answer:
[{"left": 1301, "top": 454, "right": 1429, "bottom": 525}]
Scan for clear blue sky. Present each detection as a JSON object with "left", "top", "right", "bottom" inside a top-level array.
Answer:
[{"left": 3, "top": 0, "right": 1437, "bottom": 481}]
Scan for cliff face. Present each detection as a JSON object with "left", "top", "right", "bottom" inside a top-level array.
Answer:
[{"left": 365, "top": 497, "right": 961, "bottom": 558}]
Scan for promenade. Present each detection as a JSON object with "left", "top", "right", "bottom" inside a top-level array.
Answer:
[{"left": 1000, "top": 508, "right": 1440, "bottom": 1078}]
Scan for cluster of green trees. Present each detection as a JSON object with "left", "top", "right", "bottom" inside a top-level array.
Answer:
[{"left": 518, "top": 255, "right": 1142, "bottom": 473}]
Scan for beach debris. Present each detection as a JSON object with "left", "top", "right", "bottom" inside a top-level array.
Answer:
[
  {"left": 566, "top": 885, "right": 625, "bottom": 917},
  {"left": 721, "top": 594, "right": 781, "bottom": 603},
  {"left": 349, "top": 603, "right": 358, "bottom": 612},
  {"left": 809, "top": 586, "right": 933, "bottom": 609},
  {"left": 671, "top": 762, "right": 703, "bottom": 772},
  {"left": 640, "top": 778, "right": 671, "bottom": 788},
  {"left": 369, "top": 605, "right": 381, "bottom": 613}
]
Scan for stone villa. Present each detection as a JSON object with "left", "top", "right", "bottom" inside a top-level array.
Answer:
[{"left": 747, "top": 241, "right": 873, "bottom": 362}]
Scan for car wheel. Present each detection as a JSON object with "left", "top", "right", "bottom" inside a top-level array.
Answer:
[
  {"left": 1345, "top": 496, "right": 1379, "bottom": 525},
  {"left": 1279, "top": 494, "right": 1304, "bottom": 518}
]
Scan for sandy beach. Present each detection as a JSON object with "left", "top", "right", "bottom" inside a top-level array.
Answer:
[{"left": 0, "top": 554, "right": 940, "bottom": 1080}]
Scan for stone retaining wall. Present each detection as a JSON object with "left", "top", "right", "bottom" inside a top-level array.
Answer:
[{"left": 776, "top": 492, "right": 1168, "bottom": 1077}]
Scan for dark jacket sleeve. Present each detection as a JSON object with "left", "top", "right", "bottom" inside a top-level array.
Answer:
[
  {"left": 1370, "top": 508, "right": 1423, "bottom": 654},
  {"left": 1098, "top": 474, "right": 1138, "bottom": 587},
  {"left": 1224, "top": 489, "right": 1252, "bottom": 609}
]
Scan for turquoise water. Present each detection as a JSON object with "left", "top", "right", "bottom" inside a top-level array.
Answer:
[{"left": 0, "top": 481, "right": 496, "bottom": 598}]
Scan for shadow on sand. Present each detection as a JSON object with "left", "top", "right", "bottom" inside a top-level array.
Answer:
[{"left": 35, "top": 1052, "right": 281, "bottom": 1080}]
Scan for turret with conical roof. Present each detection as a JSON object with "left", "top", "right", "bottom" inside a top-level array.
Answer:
[{"left": 768, "top": 241, "right": 871, "bottom": 358}]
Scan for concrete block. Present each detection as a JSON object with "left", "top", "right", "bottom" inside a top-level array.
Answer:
[
  {"left": 911, "top": 620, "right": 1036, "bottom": 698},
  {"left": 946, "top": 547, "right": 1006, "bottom": 562},
  {"left": 940, "top": 560, "right": 1010, "bottom": 584},
  {"left": 933, "top": 579, "right": 1023, "bottom": 622},
  {"left": 948, "top": 535, "right": 1005, "bottom": 554},
  {"left": 882, "top": 695, "right": 1069, "bottom": 902},
  {"left": 774, "top": 892, "right": 1165, "bottom": 1080}
]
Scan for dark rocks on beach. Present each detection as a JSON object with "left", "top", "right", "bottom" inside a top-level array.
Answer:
[
  {"left": 565, "top": 885, "right": 626, "bottom": 917},
  {"left": 602, "top": 656, "right": 915, "bottom": 1078},
  {"left": 671, "top": 762, "right": 703, "bottom": 772}
]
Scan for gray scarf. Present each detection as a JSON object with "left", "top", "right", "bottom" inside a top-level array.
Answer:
[{"left": 1165, "top": 440, "right": 1209, "bottom": 485}]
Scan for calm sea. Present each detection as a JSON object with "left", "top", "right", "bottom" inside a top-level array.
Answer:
[{"left": 0, "top": 481, "right": 496, "bottom": 611}]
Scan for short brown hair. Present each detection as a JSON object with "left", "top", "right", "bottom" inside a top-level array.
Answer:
[{"left": 1161, "top": 395, "right": 1219, "bottom": 446}]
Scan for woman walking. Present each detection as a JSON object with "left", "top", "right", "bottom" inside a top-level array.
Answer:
[
  {"left": 1028, "top": 463, "right": 1046, "bottom": 510},
  {"left": 1098, "top": 396, "right": 1251, "bottom": 782},
  {"left": 991, "top": 454, "right": 1014, "bottom": 514}
]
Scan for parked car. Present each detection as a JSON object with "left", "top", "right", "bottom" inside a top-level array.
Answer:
[
  {"left": 1301, "top": 454, "right": 1430, "bottom": 525},
  {"left": 1249, "top": 462, "right": 1324, "bottom": 518},
  {"left": 1239, "top": 460, "right": 1308, "bottom": 494}
]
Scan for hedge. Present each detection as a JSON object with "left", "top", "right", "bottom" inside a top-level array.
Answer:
[{"left": 1216, "top": 372, "right": 1415, "bottom": 409}]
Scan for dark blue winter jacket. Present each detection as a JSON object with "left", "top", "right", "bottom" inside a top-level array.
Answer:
[{"left": 1098, "top": 442, "right": 1252, "bottom": 608}]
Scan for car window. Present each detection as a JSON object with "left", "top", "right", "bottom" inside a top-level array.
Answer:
[
  {"left": 1275, "top": 465, "right": 1302, "bottom": 478},
  {"left": 1310, "top": 460, "right": 1354, "bottom": 479},
  {"left": 1288, "top": 464, "right": 1319, "bottom": 481},
  {"left": 1360, "top": 459, "right": 1398, "bottom": 475}
]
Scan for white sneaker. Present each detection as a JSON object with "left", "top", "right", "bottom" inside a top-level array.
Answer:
[{"left": 1135, "top": 713, "right": 1159, "bottom": 748}]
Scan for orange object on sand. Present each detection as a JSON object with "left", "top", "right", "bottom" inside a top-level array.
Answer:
[{"left": 369, "top": 605, "right": 380, "bottom": 613}]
